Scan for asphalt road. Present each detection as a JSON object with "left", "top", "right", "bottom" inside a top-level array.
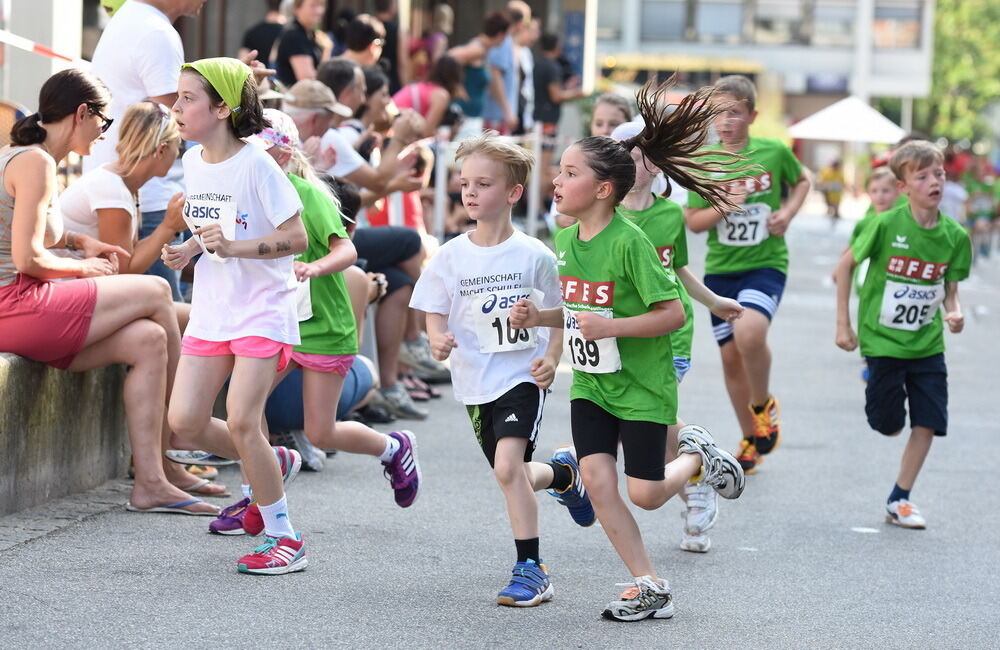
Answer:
[{"left": 2, "top": 213, "right": 998, "bottom": 648}]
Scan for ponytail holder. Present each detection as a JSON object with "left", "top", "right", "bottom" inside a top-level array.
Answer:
[{"left": 34, "top": 112, "right": 45, "bottom": 123}]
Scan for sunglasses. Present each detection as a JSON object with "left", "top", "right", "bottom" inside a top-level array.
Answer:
[
  {"left": 147, "top": 100, "right": 171, "bottom": 139},
  {"left": 87, "top": 104, "right": 114, "bottom": 133}
]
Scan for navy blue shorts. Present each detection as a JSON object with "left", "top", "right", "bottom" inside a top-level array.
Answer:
[
  {"left": 704, "top": 268, "right": 787, "bottom": 345},
  {"left": 864, "top": 354, "right": 948, "bottom": 437}
]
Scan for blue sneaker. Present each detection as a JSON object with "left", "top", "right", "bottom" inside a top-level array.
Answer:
[
  {"left": 547, "top": 446, "right": 596, "bottom": 527},
  {"left": 496, "top": 559, "right": 553, "bottom": 607}
]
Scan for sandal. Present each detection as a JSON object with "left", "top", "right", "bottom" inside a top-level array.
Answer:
[
  {"left": 186, "top": 465, "right": 219, "bottom": 480},
  {"left": 408, "top": 374, "right": 441, "bottom": 399},
  {"left": 179, "top": 478, "right": 231, "bottom": 498},
  {"left": 401, "top": 374, "right": 431, "bottom": 401}
]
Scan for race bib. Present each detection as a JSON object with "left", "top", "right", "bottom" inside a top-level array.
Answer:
[
  {"left": 471, "top": 288, "right": 542, "bottom": 353},
  {"left": 182, "top": 198, "right": 237, "bottom": 264},
  {"left": 879, "top": 279, "right": 944, "bottom": 331},
  {"left": 717, "top": 202, "right": 770, "bottom": 247},
  {"left": 296, "top": 278, "right": 313, "bottom": 322},
  {"left": 563, "top": 307, "right": 621, "bottom": 374}
]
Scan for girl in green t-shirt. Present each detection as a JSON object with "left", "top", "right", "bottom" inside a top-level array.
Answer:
[{"left": 511, "top": 80, "right": 746, "bottom": 622}]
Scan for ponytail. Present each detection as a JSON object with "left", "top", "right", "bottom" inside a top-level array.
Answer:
[
  {"left": 10, "top": 68, "right": 110, "bottom": 147},
  {"left": 10, "top": 113, "right": 47, "bottom": 146}
]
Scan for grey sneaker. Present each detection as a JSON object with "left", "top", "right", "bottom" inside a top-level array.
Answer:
[
  {"left": 678, "top": 424, "right": 745, "bottom": 500},
  {"left": 602, "top": 576, "right": 675, "bottom": 622},
  {"left": 379, "top": 383, "right": 429, "bottom": 420},
  {"left": 683, "top": 480, "right": 718, "bottom": 534},
  {"left": 679, "top": 524, "right": 712, "bottom": 553},
  {"left": 399, "top": 335, "right": 451, "bottom": 383}
]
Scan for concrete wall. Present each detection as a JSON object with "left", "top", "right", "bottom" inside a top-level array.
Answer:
[{"left": 0, "top": 353, "right": 129, "bottom": 517}]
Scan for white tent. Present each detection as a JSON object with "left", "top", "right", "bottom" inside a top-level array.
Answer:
[{"left": 788, "top": 96, "right": 906, "bottom": 144}]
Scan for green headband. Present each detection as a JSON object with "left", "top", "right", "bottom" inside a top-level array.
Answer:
[
  {"left": 182, "top": 58, "right": 254, "bottom": 124},
  {"left": 101, "top": 0, "right": 126, "bottom": 15}
]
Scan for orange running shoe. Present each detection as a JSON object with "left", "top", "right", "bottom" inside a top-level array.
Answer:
[
  {"left": 749, "top": 396, "right": 781, "bottom": 455},
  {"left": 736, "top": 439, "right": 761, "bottom": 474}
]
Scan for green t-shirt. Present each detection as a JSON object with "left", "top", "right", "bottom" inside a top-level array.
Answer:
[
  {"left": 851, "top": 203, "right": 971, "bottom": 359},
  {"left": 688, "top": 137, "right": 803, "bottom": 275},
  {"left": 555, "top": 214, "right": 680, "bottom": 424},
  {"left": 288, "top": 174, "right": 358, "bottom": 356},
  {"left": 618, "top": 195, "right": 695, "bottom": 361},
  {"left": 966, "top": 178, "right": 997, "bottom": 219},
  {"left": 854, "top": 193, "right": 909, "bottom": 243}
]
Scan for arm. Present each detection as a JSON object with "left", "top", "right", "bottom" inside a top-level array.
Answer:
[
  {"left": 529, "top": 322, "right": 563, "bottom": 390},
  {"left": 510, "top": 299, "right": 564, "bottom": 329},
  {"left": 768, "top": 170, "right": 812, "bottom": 236},
  {"left": 295, "top": 235, "right": 358, "bottom": 280},
  {"left": 447, "top": 42, "right": 482, "bottom": 65},
  {"left": 197, "top": 213, "right": 308, "bottom": 260},
  {"left": 943, "top": 281, "right": 964, "bottom": 333},
  {"left": 684, "top": 205, "right": 727, "bottom": 233},
  {"left": 548, "top": 81, "right": 584, "bottom": 105},
  {"left": 289, "top": 55, "right": 318, "bottom": 81},
  {"left": 487, "top": 64, "right": 516, "bottom": 128},
  {"left": 98, "top": 193, "right": 185, "bottom": 275},
  {"left": 424, "top": 311, "right": 458, "bottom": 361},
  {"left": 576, "top": 299, "right": 684, "bottom": 340},
  {"left": 396, "top": 25, "right": 411, "bottom": 86},
  {"left": 834, "top": 248, "right": 859, "bottom": 350},
  {"left": 422, "top": 88, "right": 451, "bottom": 135},
  {"left": 676, "top": 266, "right": 743, "bottom": 322}
]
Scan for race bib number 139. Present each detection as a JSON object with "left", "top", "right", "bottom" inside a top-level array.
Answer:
[{"left": 563, "top": 307, "right": 621, "bottom": 374}]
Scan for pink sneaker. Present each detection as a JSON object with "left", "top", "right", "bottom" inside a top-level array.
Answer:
[
  {"left": 242, "top": 502, "right": 264, "bottom": 536},
  {"left": 237, "top": 534, "right": 307, "bottom": 575}
]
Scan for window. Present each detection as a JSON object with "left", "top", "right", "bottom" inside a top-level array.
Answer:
[
  {"left": 640, "top": 0, "right": 687, "bottom": 41},
  {"left": 597, "top": 0, "right": 624, "bottom": 40},
  {"left": 874, "top": 0, "right": 921, "bottom": 49},
  {"left": 812, "top": 0, "right": 855, "bottom": 47},
  {"left": 754, "top": 0, "right": 804, "bottom": 45},
  {"left": 696, "top": 0, "right": 743, "bottom": 44}
]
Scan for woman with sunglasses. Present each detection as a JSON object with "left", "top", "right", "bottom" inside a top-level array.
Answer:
[{"left": 0, "top": 69, "right": 219, "bottom": 515}]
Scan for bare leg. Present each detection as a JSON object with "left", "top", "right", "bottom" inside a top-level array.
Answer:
[
  {"left": 376, "top": 285, "right": 412, "bottom": 390},
  {"left": 300, "top": 367, "right": 386, "bottom": 455},
  {"left": 167, "top": 354, "right": 241, "bottom": 460},
  {"left": 625, "top": 453, "right": 701, "bottom": 511},
  {"left": 720, "top": 342, "right": 755, "bottom": 439},
  {"left": 493, "top": 438, "right": 540, "bottom": 540},
  {"left": 227, "top": 355, "right": 285, "bottom": 507},
  {"left": 896, "top": 426, "right": 934, "bottom": 491},
  {"left": 731, "top": 309, "right": 773, "bottom": 406}
]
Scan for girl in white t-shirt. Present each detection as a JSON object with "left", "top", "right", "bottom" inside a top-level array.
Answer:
[{"left": 160, "top": 58, "right": 309, "bottom": 575}]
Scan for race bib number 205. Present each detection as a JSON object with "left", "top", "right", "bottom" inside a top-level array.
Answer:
[
  {"left": 878, "top": 280, "right": 944, "bottom": 331},
  {"left": 563, "top": 307, "right": 621, "bottom": 374}
]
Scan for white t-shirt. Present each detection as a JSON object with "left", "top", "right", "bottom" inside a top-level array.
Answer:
[
  {"left": 58, "top": 165, "right": 138, "bottom": 244},
  {"left": 86, "top": 1, "right": 183, "bottom": 213},
  {"left": 182, "top": 144, "right": 304, "bottom": 345},
  {"left": 941, "top": 181, "right": 969, "bottom": 224},
  {"left": 320, "top": 126, "right": 366, "bottom": 178},
  {"left": 410, "top": 230, "right": 562, "bottom": 404}
]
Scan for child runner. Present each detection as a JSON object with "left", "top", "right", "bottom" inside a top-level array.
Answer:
[
  {"left": 161, "top": 58, "right": 310, "bottom": 574},
  {"left": 410, "top": 131, "right": 595, "bottom": 608},
  {"left": 610, "top": 119, "right": 744, "bottom": 554},
  {"left": 834, "top": 140, "right": 971, "bottom": 529},
  {"left": 511, "top": 80, "right": 746, "bottom": 622},
  {"left": 685, "top": 75, "right": 811, "bottom": 473},
  {"left": 209, "top": 109, "right": 421, "bottom": 535}
]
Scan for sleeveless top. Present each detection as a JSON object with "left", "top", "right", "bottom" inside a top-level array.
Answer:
[
  {"left": 457, "top": 63, "right": 490, "bottom": 118},
  {"left": 392, "top": 81, "right": 441, "bottom": 119},
  {"left": 0, "top": 146, "right": 64, "bottom": 286}
]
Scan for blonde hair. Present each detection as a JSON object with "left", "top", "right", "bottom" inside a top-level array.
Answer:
[
  {"left": 714, "top": 75, "right": 757, "bottom": 112},
  {"left": 286, "top": 147, "right": 342, "bottom": 212},
  {"left": 867, "top": 166, "right": 896, "bottom": 187},
  {"left": 455, "top": 130, "right": 534, "bottom": 187},
  {"left": 889, "top": 141, "right": 944, "bottom": 181},
  {"left": 114, "top": 102, "right": 179, "bottom": 175}
]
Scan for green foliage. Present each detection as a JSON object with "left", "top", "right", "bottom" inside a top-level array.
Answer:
[{"left": 913, "top": 0, "right": 1000, "bottom": 141}]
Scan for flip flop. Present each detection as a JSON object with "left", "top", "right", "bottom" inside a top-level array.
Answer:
[
  {"left": 186, "top": 465, "right": 219, "bottom": 480},
  {"left": 125, "top": 498, "right": 219, "bottom": 516},
  {"left": 180, "top": 478, "right": 231, "bottom": 498},
  {"left": 164, "top": 450, "right": 238, "bottom": 467}
]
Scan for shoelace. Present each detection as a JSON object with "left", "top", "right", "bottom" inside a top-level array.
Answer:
[
  {"left": 251, "top": 537, "right": 280, "bottom": 555},
  {"left": 613, "top": 579, "right": 668, "bottom": 609},
  {"left": 702, "top": 456, "right": 728, "bottom": 489}
]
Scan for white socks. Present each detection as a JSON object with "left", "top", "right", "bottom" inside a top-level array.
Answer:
[
  {"left": 378, "top": 434, "right": 400, "bottom": 462},
  {"left": 258, "top": 495, "right": 295, "bottom": 539},
  {"left": 241, "top": 484, "right": 253, "bottom": 500}
]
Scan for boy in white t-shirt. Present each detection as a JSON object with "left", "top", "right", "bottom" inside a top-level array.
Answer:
[{"left": 410, "top": 132, "right": 593, "bottom": 607}]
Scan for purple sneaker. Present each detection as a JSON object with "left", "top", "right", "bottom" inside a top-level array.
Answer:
[
  {"left": 209, "top": 497, "right": 251, "bottom": 535},
  {"left": 382, "top": 430, "right": 420, "bottom": 507},
  {"left": 273, "top": 446, "right": 302, "bottom": 488}
]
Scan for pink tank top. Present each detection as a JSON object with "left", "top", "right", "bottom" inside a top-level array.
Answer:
[{"left": 392, "top": 82, "right": 441, "bottom": 119}]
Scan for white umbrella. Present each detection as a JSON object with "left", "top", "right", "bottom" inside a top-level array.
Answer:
[{"left": 788, "top": 96, "right": 906, "bottom": 144}]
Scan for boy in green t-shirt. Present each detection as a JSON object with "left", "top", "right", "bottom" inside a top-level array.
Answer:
[
  {"left": 685, "top": 75, "right": 811, "bottom": 473},
  {"left": 834, "top": 141, "right": 972, "bottom": 530}
]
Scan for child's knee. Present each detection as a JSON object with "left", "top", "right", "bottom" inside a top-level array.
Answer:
[
  {"left": 628, "top": 487, "right": 662, "bottom": 511},
  {"left": 492, "top": 457, "right": 524, "bottom": 488}
]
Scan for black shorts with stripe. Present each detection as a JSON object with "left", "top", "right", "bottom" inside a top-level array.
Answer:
[{"left": 466, "top": 382, "right": 545, "bottom": 467}]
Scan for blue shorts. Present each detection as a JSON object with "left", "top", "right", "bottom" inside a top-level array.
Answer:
[
  {"left": 673, "top": 357, "right": 691, "bottom": 383},
  {"left": 704, "top": 268, "right": 787, "bottom": 345},
  {"left": 864, "top": 354, "right": 948, "bottom": 437}
]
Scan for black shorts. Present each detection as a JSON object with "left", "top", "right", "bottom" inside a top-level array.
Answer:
[
  {"left": 465, "top": 382, "right": 545, "bottom": 467},
  {"left": 352, "top": 226, "right": 422, "bottom": 295},
  {"left": 865, "top": 354, "right": 948, "bottom": 437},
  {"left": 570, "top": 399, "right": 667, "bottom": 481}
]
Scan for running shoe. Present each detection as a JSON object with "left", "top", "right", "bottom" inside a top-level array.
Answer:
[
  {"left": 886, "top": 499, "right": 926, "bottom": 529},
  {"left": 243, "top": 502, "right": 264, "bottom": 537},
  {"left": 399, "top": 334, "right": 452, "bottom": 383},
  {"left": 382, "top": 430, "right": 421, "bottom": 507},
  {"left": 683, "top": 480, "right": 718, "bottom": 535},
  {"left": 749, "top": 396, "right": 781, "bottom": 455},
  {"left": 379, "top": 383, "right": 429, "bottom": 420},
  {"left": 164, "top": 450, "right": 237, "bottom": 467},
  {"left": 209, "top": 497, "right": 251, "bottom": 535},
  {"left": 602, "top": 576, "right": 674, "bottom": 622},
  {"left": 547, "top": 447, "right": 596, "bottom": 527},
  {"left": 679, "top": 522, "right": 712, "bottom": 553},
  {"left": 496, "top": 559, "right": 553, "bottom": 607},
  {"left": 272, "top": 430, "right": 325, "bottom": 472},
  {"left": 237, "top": 534, "right": 307, "bottom": 575},
  {"left": 274, "top": 446, "right": 303, "bottom": 488},
  {"left": 736, "top": 438, "right": 762, "bottom": 474},
  {"left": 677, "top": 425, "right": 745, "bottom": 500}
]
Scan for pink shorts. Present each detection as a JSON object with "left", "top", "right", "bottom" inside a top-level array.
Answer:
[
  {"left": 181, "top": 335, "right": 294, "bottom": 372},
  {"left": 0, "top": 274, "right": 96, "bottom": 369},
  {"left": 290, "top": 351, "right": 355, "bottom": 376}
]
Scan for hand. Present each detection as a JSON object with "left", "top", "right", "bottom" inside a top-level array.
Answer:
[
  {"left": 767, "top": 208, "right": 793, "bottom": 236},
  {"left": 367, "top": 272, "right": 388, "bottom": 303},
  {"left": 530, "top": 356, "right": 556, "bottom": 390},
  {"left": 509, "top": 299, "right": 539, "bottom": 329},
  {"left": 238, "top": 50, "right": 277, "bottom": 83},
  {"left": 944, "top": 311, "right": 964, "bottom": 333},
  {"left": 503, "top": 110, "right": 519, "bottom": 132},
  {"left": 78, "top": 256, "right": 117, "bottom": 277},
  {"left": 835, "top": 323, "right": 858, "bottom": 351},
  {"left": 576, "top": 311, "right": 614, "bottom": 340},
  {"left": 161, "top": 243, "right": 195, "bottom": 270},
  {"left": 294, "top": 261, "right": 320, "bottom": 281},
  {"left": 392, "top": 110, "right": 423, "bottom": 145},
  {"left": 302, "top": 136, "right": 338, "bottom": 171},
  {"left": 429, "top": 331, "right": 458, "bottom": 361},
  {"left": 710, "top": 297, "right": 744, "bottom": 322},
  {"left": 163, "top": 192, "right": 186, "bottom": 233},
  {"left": 77, "top": 233, "right": 131, "bottom": 262},
  {"left": 193, "top": 224, "right": 232, "bottom": 258},
  {"left": 387, "top": 166, "right": 424, "bottom": 194}
]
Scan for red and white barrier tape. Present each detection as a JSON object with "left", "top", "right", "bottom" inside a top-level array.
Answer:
[{"left": 0, "top": 28, "right": 88, "bottom": 67}]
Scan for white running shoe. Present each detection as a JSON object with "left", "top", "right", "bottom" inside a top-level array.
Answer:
[
  {"left": 683, "top": 481, "right": 718, "bottom": 535},
  {"left": 678, "top": 424, "right": 745, "bottom": 499},
  {"left": 602, "top": 576, "right": 675, "bottom": 622},
  {"left": 679, "top": 525, "right": 712, "bottom": 553},
  {"left": 886, "top": 499, "right": 926, "bottom": 529}
]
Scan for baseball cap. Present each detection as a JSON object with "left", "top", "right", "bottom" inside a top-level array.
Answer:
[
  {"left": 284, "top": 80, "right": 353, "bottom": 118},
  {"left": 245, "top": 108, "right": 301, "bottom": 150}
]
